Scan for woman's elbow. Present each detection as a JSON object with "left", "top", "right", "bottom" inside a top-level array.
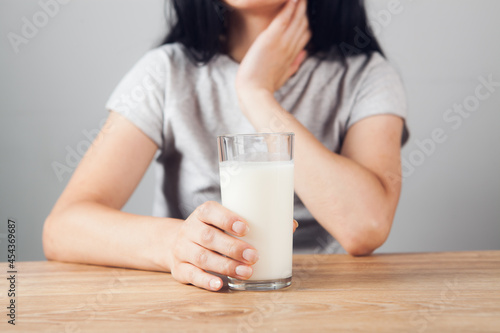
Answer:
[
  {"left": 341, "top": 219, "right": 392, "bottom": 257},
  {"left": 42, "top": 214, "right": 59, "bottom": 261}
]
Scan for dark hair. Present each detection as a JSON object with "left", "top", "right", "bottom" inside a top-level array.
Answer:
[{"left": 161, "top": 0, "right": 383, "bottom": 64}]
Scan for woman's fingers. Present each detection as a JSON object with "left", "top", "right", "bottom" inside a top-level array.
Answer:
[
  {"left": 290, "top": 8, "right": 311, "bottom": 55},
  {"left": 284, "top": 0, "right": 308, "bottom": 39},
  {"left": 189, "top": 218, "right": 258, "bottom": 264},
  {"left": 279, "top": 0, "right": 310, "bottom": 72},
  {"left": 294, "top": 28, "right": 312, "bottom": 56},
  {"left": 194, "top": 201, "right": 249, "bottom": 237},
  {"left": 172, "top": 262, "right": 223, "bottom": 291},
  {"left": 171, "top": 202, "right": 298, "bottom": 292},
  {"left": 192, "top": 201, "right": 258, "bottom": 262},
  {"left": 268, "top": 0, "right": 299, "bottom": 33},
  {"left": 290, "top": 10, "right": 311, "bottom": 48},
  {"left": 178, "top": 242, "right": 253, "bottom": 280}
]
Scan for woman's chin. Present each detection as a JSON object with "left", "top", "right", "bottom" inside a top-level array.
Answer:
[{"left": 222, "top": 0, "right": 288, "bottom": 12}]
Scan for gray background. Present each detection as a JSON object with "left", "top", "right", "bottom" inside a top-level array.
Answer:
[{"left": 0, "top": 0, "right": 499, "bottom": 261}]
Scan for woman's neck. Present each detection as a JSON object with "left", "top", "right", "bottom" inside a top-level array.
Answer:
[{"left": 226, "top": 5, "right": 284, "bottom": 63}]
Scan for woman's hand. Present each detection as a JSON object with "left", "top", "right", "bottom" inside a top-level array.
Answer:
[
  {"left": 236, "top": 0, "right": 311, "bottom": 96},
  {"left": 168, "top": 201, "right": 258, "bottom": 291},
  {"left": 168, "top": 201, "right": 299, "bottom": 292}
]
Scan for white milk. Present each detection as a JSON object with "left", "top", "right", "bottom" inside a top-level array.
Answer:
[{"left": 220, "top": 161, "right": 294, "bottom": 281}]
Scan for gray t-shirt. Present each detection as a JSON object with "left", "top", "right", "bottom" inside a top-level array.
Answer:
[{"left": 106, "top": 43, "right": 408, "bottom": 254}]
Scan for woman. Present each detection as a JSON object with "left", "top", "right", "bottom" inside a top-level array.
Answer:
[{"left": 43, "top": 0, "right": 408, "bottom": 291}]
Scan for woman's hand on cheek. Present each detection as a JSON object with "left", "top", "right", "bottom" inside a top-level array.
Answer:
[{"left": 236, "top": 0, "right": 311, "bottom": 96}]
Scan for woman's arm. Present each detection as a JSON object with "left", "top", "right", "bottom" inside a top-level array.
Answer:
[
  {"left": 43, "top": 111, "right": 259, "bottom": 291},
  {"left": 235, "top": 0, "right": 403, "bottom": 255},
  {"left": 43, "top": 111, "right": 172, "bottom": 271},
  {"left": 237, "top": 91, "right": 403, "bottom": 256}
]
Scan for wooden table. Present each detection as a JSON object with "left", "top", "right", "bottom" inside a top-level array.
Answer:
[{"left": 2, "top": 251, "right": 499, "bottom": 332}]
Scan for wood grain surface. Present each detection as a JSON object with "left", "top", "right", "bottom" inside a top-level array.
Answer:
[{"left": 1, "top": 251, "right": 499, "bottom": 332}]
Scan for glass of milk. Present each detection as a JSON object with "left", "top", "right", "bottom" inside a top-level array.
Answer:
[{"left": 218, "top": 133, "right": 294, "bottom": 291}]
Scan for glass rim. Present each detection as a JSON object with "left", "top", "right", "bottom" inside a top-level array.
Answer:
[{"left": 217, "top": 132, "right": 294, "bottom": 139}]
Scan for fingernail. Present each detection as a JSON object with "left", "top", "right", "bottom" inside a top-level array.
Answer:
[
  {"left": 232, "top": 221, "right": 249, "bottom": 235},
  {"left": 235, "top": 265, "right": 252, "bottom": 278},
  {"left": 210, "top": 279, "right": 222, "bottom": 290},
  {"left": 294, "top": 220, "right": 299, "bottom": 228},
  {"left": 242, "top": 249, "right": 259, "bottom": 263}
]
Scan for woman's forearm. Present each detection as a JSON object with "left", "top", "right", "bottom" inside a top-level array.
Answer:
[
  {"left": 238, "top": 89, "right": 400, "bottom": 255},
  {"left": 43, "top": 202, "right": 182, "bottom": 272}
]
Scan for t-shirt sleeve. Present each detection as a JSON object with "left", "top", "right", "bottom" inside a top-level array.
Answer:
[
  {"left": 105, "top": 49, "right": 168, "bottom": 148},
  {"left": 347, "top": 53, "right": 409, "bottom": 145}
]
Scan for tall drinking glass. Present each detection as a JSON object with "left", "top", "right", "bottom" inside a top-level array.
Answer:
[{"left": 218, "top": 133, "right": 294, "bottom": 291}]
